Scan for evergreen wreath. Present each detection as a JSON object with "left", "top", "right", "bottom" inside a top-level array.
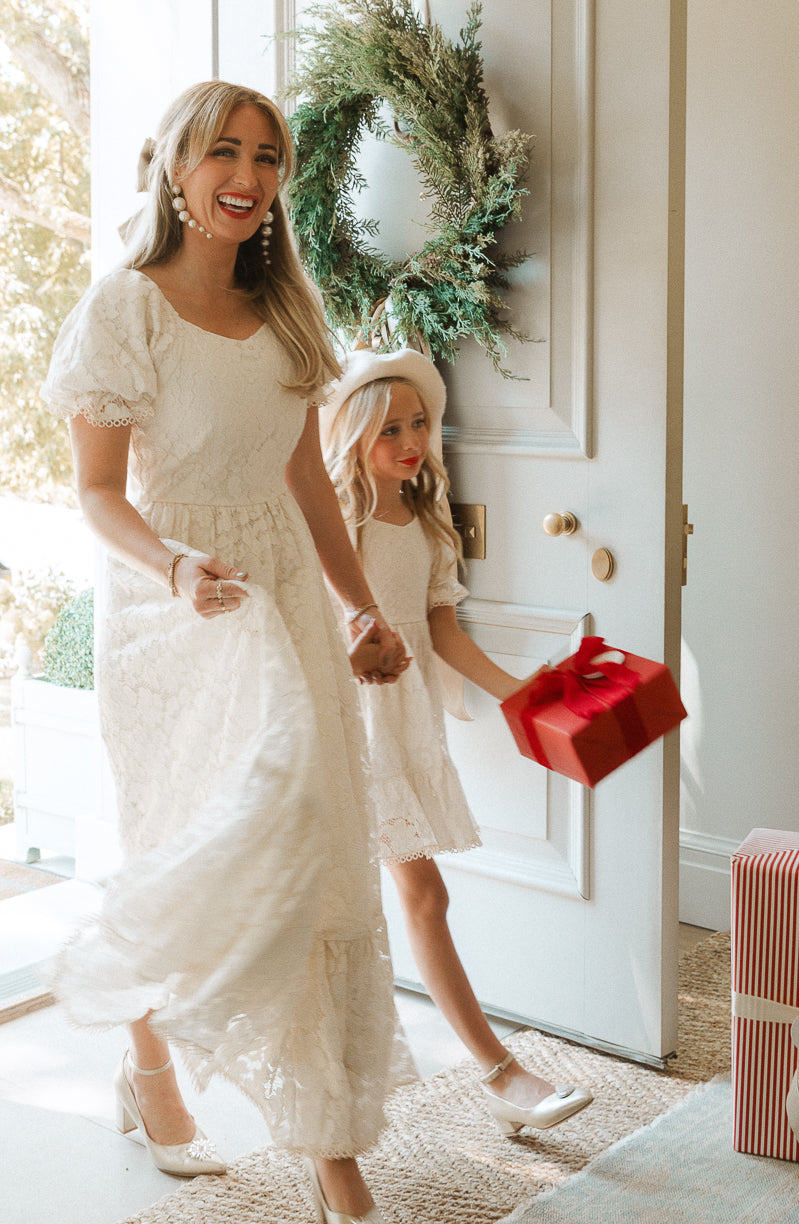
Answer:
[{"left": 286, "top": 0, "right": 533, "bottom": 375}]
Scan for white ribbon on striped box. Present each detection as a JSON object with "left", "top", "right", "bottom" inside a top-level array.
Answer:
[
  {"left": 733, "top": 996, "right": 799, "bottom": 1145},
  {"left": 731, "top": 828, "right": 799, "bottom": 1161},
  {"left": 788, "top": 1018, "right": 799, "bottom": 1143}
]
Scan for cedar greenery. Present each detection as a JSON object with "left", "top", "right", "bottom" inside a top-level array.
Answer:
[{"left": 287, "top": 0, "right": 532, "bottom": 375}]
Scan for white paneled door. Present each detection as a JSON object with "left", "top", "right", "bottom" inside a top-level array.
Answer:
[{"left": 370, "top": 0, "right": 686, "bottom": 1068}]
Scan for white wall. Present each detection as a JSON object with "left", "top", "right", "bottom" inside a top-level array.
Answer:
[{"left": 680, "top": 0, "right": 799, "bottom": 926}]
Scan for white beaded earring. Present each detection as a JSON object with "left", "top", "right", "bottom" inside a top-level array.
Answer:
[
  {"left": 261, "top": 210, "right": 274, "bottom": 264},
  {"left": 171, "top": 184, "right": 213, "bottom": 240}
]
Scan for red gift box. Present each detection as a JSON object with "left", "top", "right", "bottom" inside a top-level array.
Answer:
[
  {"left": 499, "top": 636, "right": 687, "bottom": 788},
  {"left": 731, "top": 828, "right": 799, "bottom": 1161}
]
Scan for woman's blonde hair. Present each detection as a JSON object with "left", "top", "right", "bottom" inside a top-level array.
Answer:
[
  {"left": 125, "top": 80, "right": 340, "bottom": 396},
  {"left": 324, "top": 377, "right": 462, "bottom": 563}
]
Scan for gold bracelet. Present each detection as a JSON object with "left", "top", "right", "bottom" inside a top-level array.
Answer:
[
  {"left": 167, "top": 552, "right": 188, "bottom": 597},
  {"left": 345, "top": 601, "right": 378, "bottom": 625}
]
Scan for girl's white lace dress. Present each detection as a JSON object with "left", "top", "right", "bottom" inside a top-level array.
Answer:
[
  {"left": 357, "top": 517, "right": 481, "bottom": 863},
  {"left": 41, "top": 268, "right": 400, "bottom": 1157}
]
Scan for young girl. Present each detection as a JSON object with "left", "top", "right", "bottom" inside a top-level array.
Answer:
[{"left": 322, "top": 349, "right": 594, "bottom": 1137}]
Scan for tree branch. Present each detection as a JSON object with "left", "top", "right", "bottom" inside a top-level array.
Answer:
[
  {"left": 4, "top": 28, "right": 89, "bottom": 142},
  {"left": 0, "top": 172, "right": 90, "bottom": 247}
]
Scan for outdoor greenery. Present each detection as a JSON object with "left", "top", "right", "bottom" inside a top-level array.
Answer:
[
  {"left": 0, "top": 0, "right": 90, "bottom": 503},
  {"left": 42, "top": 586, "right": 93, "bottom": 688},
  {"left": 287, "top": 0, "right": 532, "bottom": 375}
]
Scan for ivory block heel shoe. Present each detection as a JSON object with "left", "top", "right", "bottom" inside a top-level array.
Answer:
[
  {"left": 480, "top": 1052, "right": 593, "bottom": 1137},
  {"left": 303, "top": 1157, "right": 385, "bottom": 1224},
  {"left": 114, "top": 1053, "right": 226, "bottom": 1177}
]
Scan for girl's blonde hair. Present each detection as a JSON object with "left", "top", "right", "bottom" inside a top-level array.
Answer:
[
  {"left": 125, "top": 80, "right": 340, "bottom": 396},
  {"left": 324, "top": 377, "right": 463, "bottom": 563}
]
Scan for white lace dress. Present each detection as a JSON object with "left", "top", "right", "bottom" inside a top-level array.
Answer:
[
  {"left": 357, "top": 517, "right": 481, "bottom": 863},
  {"left": 40, "top": 268, "right": 401, "bottom": 1157}
]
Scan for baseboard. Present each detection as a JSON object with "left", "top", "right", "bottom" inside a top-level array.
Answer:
[{"left": 679, "top": 828, "right": 738, "bottom": 929}]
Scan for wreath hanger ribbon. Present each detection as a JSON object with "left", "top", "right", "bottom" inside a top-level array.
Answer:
[{"left": 354, "top": 297, "right": 431, "bottom": 359}]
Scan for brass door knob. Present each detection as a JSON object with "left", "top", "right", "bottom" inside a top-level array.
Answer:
[{"left": 543, "top": 511, "right": 579, "bottom": 536}]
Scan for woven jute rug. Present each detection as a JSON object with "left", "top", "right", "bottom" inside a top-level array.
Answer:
[
  {"left": 118, "top": 931, "right": 731, "bottom": 1224},
  {"left": 0, "top": 857, "right": 62, "bottom": 902}
]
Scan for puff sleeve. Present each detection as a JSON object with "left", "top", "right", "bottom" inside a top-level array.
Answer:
[
  {"left": 40, "top": 270, "right": 161, "bottom": 428},
  {"left": 427, "top": 539, "right": 469, "bottom": 612}
]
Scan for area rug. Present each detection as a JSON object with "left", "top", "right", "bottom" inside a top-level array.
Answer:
[
  {"left": 501, "top": 1075, "right": 798, "bottom": 1223},
  {"left": 0, "top": 857, "right": 62, "bottom": 902},
  {"left": 117, "top": 932, "right": 731, "bottom": 1224}
]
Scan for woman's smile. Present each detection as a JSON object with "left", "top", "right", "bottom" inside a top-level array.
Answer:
[{"left": 217, "top": 193, "right": 258, "bottom": 219}]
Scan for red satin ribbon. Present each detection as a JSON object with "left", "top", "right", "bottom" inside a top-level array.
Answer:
[{"left": 520, "top": 637, "right": 647, "bottom": 773}]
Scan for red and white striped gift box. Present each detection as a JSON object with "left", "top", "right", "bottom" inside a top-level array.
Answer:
[{"left": 731, "top": 828, "right": 799, "bottom": 1161}]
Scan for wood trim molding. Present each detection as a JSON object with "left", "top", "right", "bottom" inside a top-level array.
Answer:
[
  {"left": 678, "top": 827, "right": 738, "bottom": 929},
  {"left": 679, "top": 827, "right": 739, "bottom": 869}
]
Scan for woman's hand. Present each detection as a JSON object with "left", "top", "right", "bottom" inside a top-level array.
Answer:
[
  {"left": 173, "top": 554, "right": 250, "bottom": 618},
  {"left": 348, "top": 611, "right": 411, "bottom": 684},
  {"left": 348, "top": 618, "right": 382, "bottom": 680}
]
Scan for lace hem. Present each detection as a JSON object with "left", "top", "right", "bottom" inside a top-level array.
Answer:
[
  {"left": 427, "top": 595, "right": 464, "bottom": 611},
  {"left": 371, "top": 760, "right": 480, "bottom": 863},
  {"left": 381, "top": 836, "right": 482, "bottom": 866},
  {"left": 46, "top": 927, "right": 398, "bottom": 1158},
  {"left": 44, "top": 580, "right": 399, "bottom": 1156},
  {"left": 44, "top": 391, "right": 155, "bottom": 428}
]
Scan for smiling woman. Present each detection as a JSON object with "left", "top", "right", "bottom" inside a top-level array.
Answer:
[
  {"left": 38, "top": 78, "right": 411, "bottom": 1223},
  {"left": 171, "top": 107, "right": 279, "bottom": 242}
]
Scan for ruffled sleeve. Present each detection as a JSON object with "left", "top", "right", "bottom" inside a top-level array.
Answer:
[
  {"left": 41, "top": 269, "right": 161, "bottom": 428},
  {"left": 427, "top": 539, "right": 469, "bottom": 612}
]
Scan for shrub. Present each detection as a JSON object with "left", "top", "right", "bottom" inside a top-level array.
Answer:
[{"left": 42, "top": 587, "right": 93, "bottom": 688}]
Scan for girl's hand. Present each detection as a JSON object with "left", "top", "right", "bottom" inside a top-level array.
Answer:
[
  {"left": 173, "top": 554, "right": 250, "bottom": 618},
  {"left": 373, "top": 623, "right": 412, "bottom": 682},
  {"left": 501, "top": 665, "right": 550, "bottom": 701},
  {"left": 348, "top": 618, "right": 383, "bottom": 681},
  {"left": 348, "top": 610, "right": 411, "bottom": 684}
]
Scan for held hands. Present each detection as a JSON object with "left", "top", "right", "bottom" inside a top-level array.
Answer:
[
  {"left": 172, "top": 554, "right": 250, "bottom": 618},
  {"left": 348, "top": 613, "right": 411, "bottom": 685}
]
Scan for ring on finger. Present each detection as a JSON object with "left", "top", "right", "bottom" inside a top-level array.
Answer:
[{"left": 216, "top": 579, "right": 225, "bottom": 609}]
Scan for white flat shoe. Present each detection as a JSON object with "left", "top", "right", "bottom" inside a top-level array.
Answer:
[
  {"left": 114, "top": 1052, "right": 226, "bottom": 1177},
  {"left": 482, "top": 1081, "right": 594, "bottom": 1135},
  {"left": 303, "top": 1156, "right": 385, "bottom": 1224},
  {"left": 480, "top": 1051, "right": 593, "bottom": 1136}
]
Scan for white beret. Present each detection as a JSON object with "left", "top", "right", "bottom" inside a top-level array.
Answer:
[{"left": 319, "top": 348, "right": 447, "bottom": 454}]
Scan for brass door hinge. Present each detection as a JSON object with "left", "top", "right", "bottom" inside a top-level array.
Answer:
[{"left": 682, "top": 504, "right": 693, "bottom": 586}]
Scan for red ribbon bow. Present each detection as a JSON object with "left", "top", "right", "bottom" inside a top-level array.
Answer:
[{"left": 527, "top": 636, "right": 641, "bottom": 721}]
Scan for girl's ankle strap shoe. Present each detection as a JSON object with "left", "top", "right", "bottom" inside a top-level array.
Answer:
[{"left": 481, "top": 1080, "right": 594, "bottom": 1137}]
